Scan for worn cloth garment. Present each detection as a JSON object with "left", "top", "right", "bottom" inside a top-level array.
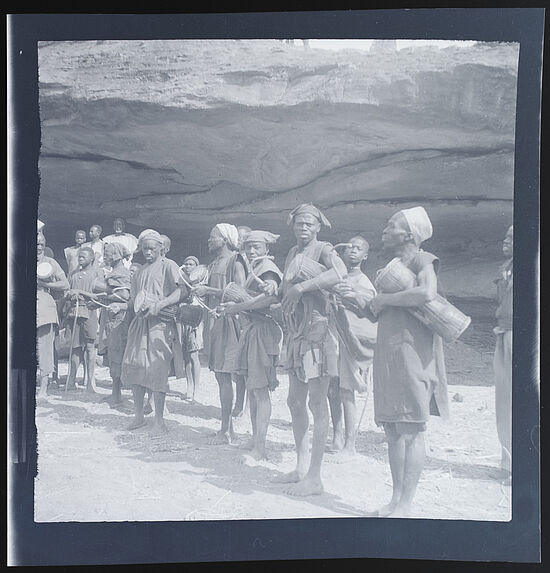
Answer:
[
  {"left": 121, "top": 257, "right": 181, "bottom": 392},
  {"left": 282, "top": 240, "right": 339, "bottom": 382},
  {"left": 335, "top": 269, "right": 377, "bottom": 392},
  {"left": 103, "top": 233, "right": 138, "bottom": 269},
  {"left": 64, "top": 245, "right": 81, "bottom": 277},
  {"left": 100, "top": 264, "right": 131, "bottom": 379},
  {"left": 495, "top": 260, "right": 513, "bottom": 331},
  {"left": 37, "top": 255, "right": 67, "bottom": 375},
  {"left": 237, "top": 258, "right": 283, "bottom": 390},
  {"left": 372, "top": 251, "right": 449, "bottom": 428},
  {"left": 204, "top": 252, "right": 247, "bottom": 373}
]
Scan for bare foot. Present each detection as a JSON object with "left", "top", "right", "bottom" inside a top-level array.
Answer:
[
  {"left": 150, "top": 421, "right": 168, "bottom": 435},
  {"left": 272, "top": 470, "right": 304, "bottom": 484},
  {"left": 249, "top": 448, "right": 268, "bottom": 461},
  {"left": 37, "top": 393, "right": 49, "bottom": 403},
  {"left": 102, "top": 395, "right": 123, "bottom": 407},
  {"left": 65, "top": 383, "right": 78, "bottom": 392},
  {"left": 85, "top": 385, "right": 97, "bottom": 395},
  {"left": 388, "top": 503, "right": 412, "bottom": 518},
  {"left": 327, "top": 449, "right": 356, "bottom": 464},
  {"left": 126, "top": 418, "right": 147, "bottom": 431},
  {"left": 208, "top": 431, "right": 231, "bottom": 445},
  {"left": 232, "top": 407, "right": 244, "bottom": 418},
  {"left": 239, "top": 437, "right": 255, "bottom": 451},
  {"left": 285, "top": 476, "right": 324, "bottom": 497},
  {"left": 371, "top": 502, "right": 398, "bottom": 517},
  {"left": 143, "top": 403, "right": 153, "bottom": 415},
  {"left": 331, "top": 431, "right": 345, "bottom": 452}
]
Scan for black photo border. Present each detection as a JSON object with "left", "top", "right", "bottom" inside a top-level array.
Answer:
[{"left": 7, "top": 8, "right": 543, "bottom": 566}]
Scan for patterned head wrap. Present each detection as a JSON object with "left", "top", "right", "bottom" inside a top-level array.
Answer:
[
  {"left": 104, "top": 241, "right": 131, "bottom": 262},
  {"left": 287, "top": 203, "right": 331, "bottom": 228},
  {"left": 137, "top": 229, "right": 164, "bottom": 248},
  {"left": 398, "top": 206, "right": 433, "bottom": 246},
  {"left": 183, "top": 256, "right": 200, "bottom": 266},
  {"left": 243, "top": 230, "right": 280, "bottom": 245},
  {"left": 215, "top": 223, "right": 240, "bottom": 251}
]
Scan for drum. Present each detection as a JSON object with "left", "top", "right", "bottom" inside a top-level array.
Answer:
[
  {"left": 221, "top": 282, "right": 254, "bottom": 304},
  {"left": 134, "top": 290, "right": 179, "bottom": 322},
  {"left": 178, "top": 303, "right": 203, "bottom": 328},
  {"left": 188, "top": 264, "right": 209, "bottom": 285},
  {"left": 37, "top": 261, "right": 53, "bottom": 281},
  {"left": 411, "top": 295, "right": 471, "bottom": 343},
  {"left": 285, "top": 254, "right": 327, "bottom": 284},
  {"left": 375, "top": 258, "right": 416, "bottom": 293}
]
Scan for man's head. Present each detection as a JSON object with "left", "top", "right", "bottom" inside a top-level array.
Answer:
[
  {"left": 242, "top": 230, "right": 279, "bottom": 262},
  {"left": 381, "top": 212, "right": 415, "bottom": 251},
  {"left": 160, "top": 234, "right": 171, "bottom": 256},
  {"left": 292, "top": 213, "right": 320, "bottom": 245},
  {"left": 343, "top": 236, "right": 369, "bottom": 268},
  {"left": 129, "top": 263, "right": 142, "bottom": 279},
  {"left": 208, "top": 224, "right": 239, "bottom": 253},
  {"left": 75, "top": 230, "right": 87, "bottom": 246},
  {"left": 502, "top": 225, "right": 513, "bottom": 259},
  {"left": 77, "top": 246, "right": 95, "bottom": 269},
  {"left": 141, "top": 238, "right": 163, "bottom": 263},
  {"left": 237, "top": 226, "right": 252, "bottom": 251},
  {"left": 37, "top": 233, "right": 46, "bottom": 258},
  {"left": 89, "top": 225, "right": 102, "bottom": 241},
  {"left": 113, "top": 218, "right": 125, "bottom": 234}
]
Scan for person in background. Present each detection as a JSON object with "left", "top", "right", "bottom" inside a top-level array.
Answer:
[
  {"left": 103, "top": 217, "right": 138, "bottom": 269},
  {"left": 493, "top": 225, "right": 513, "bottom": 486},
  {"left": 64, "top": 230, "right": 88, "bottom": 277},
  {"left": 83, "top": 224, "right": 105, "bottom": 268},
  {"left": 36, "top": 233, "right": 69, "bottom": 399}
]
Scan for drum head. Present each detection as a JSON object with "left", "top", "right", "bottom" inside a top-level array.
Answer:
[
  {"left": 37, "top": 261, "right": 53, "bottom": 280},
  {"left": 189, "top": 264, "right": 208, "bottom": 284},
  {"left": 134, "top": 291, "right": 146, "bottom": 313}
]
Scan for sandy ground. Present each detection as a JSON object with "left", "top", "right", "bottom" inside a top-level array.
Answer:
[{"left": 34, "top": 358, "right": 510, "bottom": 523}]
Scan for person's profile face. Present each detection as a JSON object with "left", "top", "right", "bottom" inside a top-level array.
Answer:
[
  {"left": 293, "top": 214, "right": 320, "bottom": 243},
  {"left": 182, "top": 258, "right": 198, "bottom": 275},
  {"left": 244, "top": 240, "right": 268, "bottom": 261},
  {"left": 208, "top": 227, "right": 225, "bottom": 252},
  {"left": 343, "top": 237, "right": 369, "bottom": 266},
  {"left": 130, "top": 264, "right": 140, "bottom": 278},
  {"left": 89, "top": 226, "right": 100, "bottom": 240},
  {"left": 103, "top": 245, "right": 116, "bottom": 267},
  {"left": 75, "top": 231, "right": 87, "bottom": 245},
  {"left": 382, "top": 213, "right": 409, "bottom": 250},
  {"left": 37, "top": 235, "right": 45, "bottom": 257},
  {"left": 142, "top": 239, "right": 161, "bottom": 262},
  {"left": 113, "top": 219, "right": 125, "bottom": 233},
  {"left": 502, "top": 226, "right": 513, "bottom": 258}
]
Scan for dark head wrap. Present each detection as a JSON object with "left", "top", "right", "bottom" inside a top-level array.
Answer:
[{"left": 287, "top": 203, "right": 331, "bottom": 228}]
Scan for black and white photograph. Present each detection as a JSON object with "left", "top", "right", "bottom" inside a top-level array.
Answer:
[{"left": 8, "top": 10, "right": 542, "bottom": 567}]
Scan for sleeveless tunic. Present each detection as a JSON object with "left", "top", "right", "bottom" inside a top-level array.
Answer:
[
  {"left": 236, "top": 258, "right": 283, "bottom": 389},
  {"left": 204, "top": 252, "right": 247, "bottom": 373},
  {"left": 372, "top": 250, "right": 449, "bottom": 425},
  {"left": 282, "top": 240, "right": 339, "bottom": 382}
]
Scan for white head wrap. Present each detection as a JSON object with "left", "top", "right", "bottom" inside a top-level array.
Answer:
[
  {"left": 37, "top": 219, "right": 45, "bottom": 232},
  {"left": 399, "top": 206, "right": 433, "bottom": 246},
  {"left": 215, "top": 223, "right": 239, "bottom": 251}
]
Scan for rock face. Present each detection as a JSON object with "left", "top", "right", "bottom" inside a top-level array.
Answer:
[{"left": 37, "top": 40, "right": 518, "bottom": 300}]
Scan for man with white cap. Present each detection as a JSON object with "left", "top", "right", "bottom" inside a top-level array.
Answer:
[
  {"left": 367, "top": 205, "right": 449, "bottom": 517},
  {"left": 192, "top": 223, "right": 247, "bottom": 444},
  {"left": 102, "top": 218, "right": 138, "bottom": 269},
  {"left": 275, "top": 203, "right": 348, "bottom": 496}
]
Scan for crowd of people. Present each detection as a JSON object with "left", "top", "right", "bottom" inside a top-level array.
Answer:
[{"left": 35, "top": 205, "right": 513, "bottom": 515}]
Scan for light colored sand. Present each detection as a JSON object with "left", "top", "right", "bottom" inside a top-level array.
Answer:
[{"left": 34, "top": 363, "right": 510, "bottom": 522}]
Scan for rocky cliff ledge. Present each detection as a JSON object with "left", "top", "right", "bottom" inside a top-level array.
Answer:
[{"left": 37, "top": 40, "right": 518, "bottom": 299}]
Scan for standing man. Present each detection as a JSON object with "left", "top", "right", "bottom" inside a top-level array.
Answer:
[
  {"left": 84, "top": 224, "right": 105, "bottom": 268},
  {"left": 493, "top": 225, "right": 513, "bottom": 486},
  {"left": 37, "top": 233, "right": 69, "bottom": 398},
  {"left": 64, "top": 230, "right": 88, "bottom": 277},
  {"left": 276, "top": 203, "right": 347, "bottom": 496},
  {"left": 192, "top": 223, "right": 247, "bottom": 444},
  {"left": 103, "top": 218, "right": 139, "bottom": 269},
  {"left": 64, "top": 246, "right": 102, "bottom": 393},
  {"left": 368, "top": 206, "right": 449, "bottom": 517},
  {"left": 329, "top": 236, "right": 377, "bottom": 460},
  {"left": 121, "top": 230, "right": 185, "bottom": 434}
]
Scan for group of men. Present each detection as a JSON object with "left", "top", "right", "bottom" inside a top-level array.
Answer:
[{"left": 36, "top": 205, "right": 514, "bottom": 515}]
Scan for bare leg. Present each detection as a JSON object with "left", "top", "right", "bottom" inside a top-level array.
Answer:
[
  {"left": 127, "top": 384, "right": 147, "bottom": 430},
  {"left": 232, "top": 374, "right": 246, "bottom": 417},
  {"left": 151, "top": 391, "right": 168, "bottom": 434},
  {"left": 66, "top": 347, "right": 82, "bottom": 390},
  {"left": 389, "top": 431, "right": 425, "bottom": 517},
  {"left": 327, "top": 377, "right": 344, "bottom": 451},
  {"left": 376, "top": 424, "right": 406, "bottom": 516},
  {"left": 250, "top": 387, "right": 271, "bottom": 460},
  {"left": 85, "top": 341, "right": 97, "bottom": 393},
  {"left": 38, "top": 374, "right": 49, "bottom": 399},
  {"left": 144, "top": 390, "right": 153, "bottom": 415},
  {"left": 285, "top": 376, "right": 330, "bottom": 496},
  {"left": 108, "top": 375, "right": 123, "bottom": 405},
  {"left": 189, "top": 351, "right": 201, "bottom": 402},
  {"left": 273, "top": 374, "right": 309, "bottom": 484},
  {"left": 209, "top": 372, "right": 234, "bottom": 444},
  {"left": 341, "top": 388, "right": 357, "bottom": 456}
]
